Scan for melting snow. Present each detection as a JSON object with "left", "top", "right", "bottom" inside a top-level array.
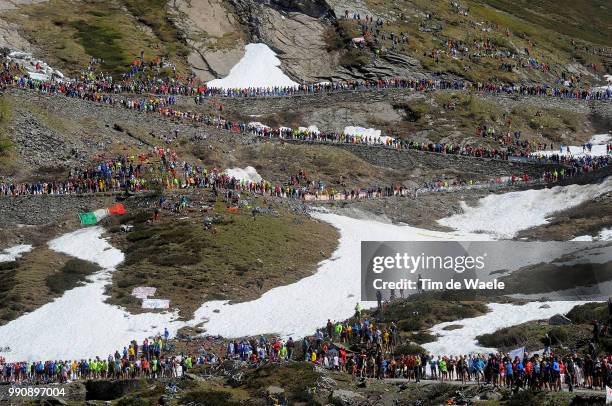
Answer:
[
  {"left": 531, "top": 133, "right": 611, "bottom": 158},
  {"left": 190, "top": 211, "right": 493, "bottom": 339},
  {"left": 424, "top": 301, "right": 586, "bottom": 355},
  {"left": 438, "top": 177, "right": 612, "bottom": 239},
  {"left": 207, "top": 43, "right": 298, "bottom": 89},
  {"left": 8, "top": 51, "right": 66, "bottom": 82},
  {"left": 225, "top": 166, "right": 263, "bottom": 183},
  {"left": 0, "top": 244, "right": 33, "bottom": 262},
  {"left": 343, "top": 126, "right": 395, "bottom": 144},
  {"left": 0, "top": 227, "right": 184, "bottom": 362},
  {"left": 590, "top": 134, "right": 611, "bottom": 145},
  {"left": 572, "top": 228, "right": 612, "bottom": 242}
]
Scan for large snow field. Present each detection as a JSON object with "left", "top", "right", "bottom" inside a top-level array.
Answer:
[
  {"left": 187, "top": 209, "right": 601, "bottom": 340},
  {"left": 189, "top": 211, "right": 491, "bottom": 339},
  {"left": 207, "top": 44, "right": 298, "bottom": 89},
  {"left": 438, "top": 177, "right": 612, "bottom": 239},
  {"left": 0, "top": 244, "right": 32, "bottom": 262},
  {"left": 423, "top": 301, "right": 586, "bottom": 355},
  {"left": 0, "top": 227, "right": 184, "bottom": 362}
]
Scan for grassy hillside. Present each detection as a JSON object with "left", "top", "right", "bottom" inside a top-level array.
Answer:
[
  {"left": 6, "top": 0, "right": 189, "bottom": 77},
  {"left": 393, "top": 91, "right": 588, "bottom": 143},
  {"left": 345, "top": 0, "right": 610, "bottom": 82},
  {"left": 107, "top": 198, "right": 339, "bottom": 319},
  {"left": 476, "top": 321, "right": 592, "bottom": 353},
  {"left": 0, "top": 96, "right": 15, "bottom": 173},
  {"left": 478, "top": 0, "right": 611, "bottom": 46}
]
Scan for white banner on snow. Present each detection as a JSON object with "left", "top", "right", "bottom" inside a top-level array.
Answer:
[
  {"left": 132, "top": 287, "right": 157, "bottom": 299},
  {"left": 142, "top": 299, "right": 170, "bottom": 309}
]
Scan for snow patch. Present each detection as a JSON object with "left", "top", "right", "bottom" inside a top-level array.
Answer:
[
  {"left": 0, "top": 244, "right": 33, "bottom": 263},
  {"left": 344, "top": 126, "right": 394, "bottom": 144},
  {"left": 438, "top": 178, "right": 612, "bottom": 239},
  {"left": 571, "top": 228, "right": 612, "bottom": 242},
  {"left": 531, "top": 133, "right": 611, "bottom": 158},
  {"left": 8, "top": 51, "right": 66, "bottom": 82},
  {"left": 207, "top": 43, "right": 298, "bottom": 89},
  {"left": 590, "top": 133, "right": 611, "bottom": 145},
  {"left": 225, "top": 166, "right": 262, "bottom": 183},
  {"left": 424, "top": 301, "right": 586, "bottom": 355},
  {"left": 298, "top": 125, "right": 320, "bottom": 135},
  {"left": 247, "top": 121, "right": 270, "bottom": 130}
]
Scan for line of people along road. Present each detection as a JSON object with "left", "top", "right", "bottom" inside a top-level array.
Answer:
[
  {"left": 3, "top": 68, "right": 611, "bottom": 166},
  {"left": 5, "top": 57, "right": 612, "bottom": 101},
  {"left": 1, "top": 142, "right": 609, "bottom": 200},
  {"left": 2, "top": 309, "right": 611, "bottom": 395}
]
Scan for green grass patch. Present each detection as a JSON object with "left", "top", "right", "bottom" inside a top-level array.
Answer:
[
  {"left": 109, "top": 203, "right": 338, "bottom": 319},
  {"left": 0, "top": 96, "right": 14, "bottom": 171},
  {"left": 391, "top": 91, "right": 589, "bottom": 144},
  {"left": 233, "top": 142, "right": 394, "bottom": 189},
  {"left": 70, "top": 20, "right": 128, "bottom": 74},
  {"left": 476, "top": 0, "right": 611, "bottom": 46},
  {"left": 375, "top": 296, "right": 488, "bottom": 333},
  {"left": 0, "top": 266, "right": 19, "bottom": 322},
  {"left": 566, "top": 302, "right": 609, "bottom": 324},
  {"left": 394, "top": 342, "right": 427, "bottom": 355},
  {"left": 345, "top": 0, "right": 608, "bottom": 84},
  {"left": 119, "top": 0, "right": 188, "bottom": 58},
  {"left": 0, "top": 246, "right": 80, "bottom": 325},
  {"left": 46, "top": 258, "right": 101, "bottom": 294},
  {"left": 8, "top": 0, "right": 189, "bottom": 77},
  {"left": 476, "top": 321, "right": 592, "bottom": 353}
]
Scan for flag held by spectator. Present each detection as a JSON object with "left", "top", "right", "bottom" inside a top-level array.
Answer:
[{"left": 79, "top": 204, "right": 126, "bottom": 225}]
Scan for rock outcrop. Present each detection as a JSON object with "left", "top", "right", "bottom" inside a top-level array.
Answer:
[{"left": 169, "top": 0, "right": 246, "bottom": 81}]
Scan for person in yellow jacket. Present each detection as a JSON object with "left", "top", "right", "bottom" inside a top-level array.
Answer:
[
  {"left": 71, "top": 360, "right": 78, "bottom": 380},
  {"left": 439, "top": 358, "right": 448, "bottom": 381},
  {"left": 414, "top": 355, "right": 422, "bottom": 383}
]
